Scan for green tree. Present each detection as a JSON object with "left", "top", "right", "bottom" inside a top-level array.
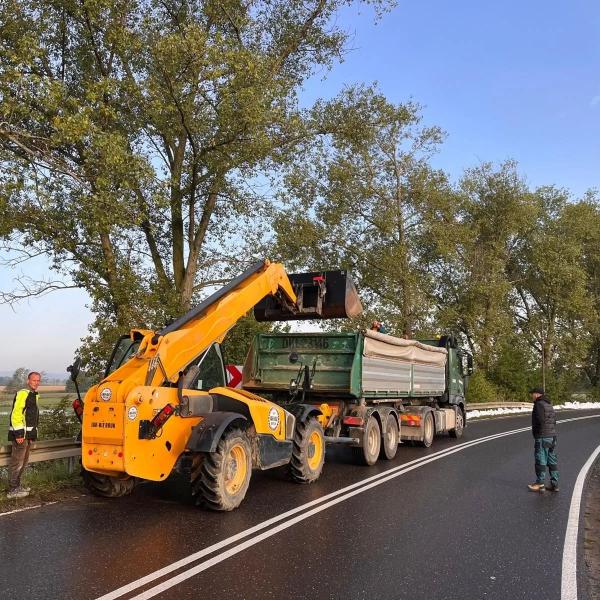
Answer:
[
  {"left": 221, "top": 312, "right": 274, "bottom": 366},
  {"left": 573, "top": 196, "right": 600, "bottom": 390},
  {"left": 37, "top": 397, "right": 80, "bottom": 439},
  {"left": 465, "top": 370, "right": 499, "bottom": 404},
  {"left": 65, "top": 371, "right": 94, "bottom": 394},
  {"left": 509, "top": 188, "right": 596, "bottom": 395},
  {"left": 432, "top": 161, "right": 538, "bottom": 371},
  {"left": 0, "top": 0, "right": 393, "bottom": 365},
  {"left": 5, "top": 367, "right": 30, "bottom": 392},
  {"left": 272, "top": 85, "right": 448, "bottom": 337},
  {"left": 486, "top": 334, "right": 536, "bottom": 401}
]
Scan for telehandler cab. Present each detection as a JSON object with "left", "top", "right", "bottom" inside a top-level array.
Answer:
[{"left": 69, "top": 260, "right": 361, "bottom": 510}]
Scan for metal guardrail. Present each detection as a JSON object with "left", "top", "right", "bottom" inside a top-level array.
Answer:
[
  {"left": 0, "top": 438, "right": 81, "bottom": 468},
  {"left": 465, "top": 402, "right": 532, "bottom": 411},
  {"left": 0, "top": 403, "right": 534, "bottom": 467}
]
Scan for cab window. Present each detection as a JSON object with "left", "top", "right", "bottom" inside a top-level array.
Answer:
[
  {"left": 105, "top": 336, "right": 140, "bottom": 377},
  {"left": 188, "top": 343, "right": 226, "bottom": 390}
]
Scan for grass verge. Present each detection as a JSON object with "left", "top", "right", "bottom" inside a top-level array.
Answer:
[{"left": 0, "top": 458, "right": 83, "bottom": 513}]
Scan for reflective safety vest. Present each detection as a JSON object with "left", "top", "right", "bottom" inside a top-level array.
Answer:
[{"left": 8, "top": 388, "right": 40, "bottom": 441}]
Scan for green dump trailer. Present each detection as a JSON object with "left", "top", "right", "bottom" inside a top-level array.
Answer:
[{"left": 242, "top": 330, "right": 473, "bottom": 465}]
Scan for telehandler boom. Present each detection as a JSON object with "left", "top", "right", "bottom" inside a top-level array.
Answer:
[{"left": 70, "top": 260, "right": 361, "bottom": 510}]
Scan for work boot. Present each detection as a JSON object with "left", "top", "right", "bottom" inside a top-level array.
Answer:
[
  {"left": 6, "top": 488, "right": 29, "bottom": 499},
  {"left": 547, "top": 481, "right": 559, "bottom": 492},
  {"left": 527, "top": 482, "right": 546, "bottom": 492}
]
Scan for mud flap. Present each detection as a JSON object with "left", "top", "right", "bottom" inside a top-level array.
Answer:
[{"left": 255, "top": 435, "right": 293, "bottom": 470}]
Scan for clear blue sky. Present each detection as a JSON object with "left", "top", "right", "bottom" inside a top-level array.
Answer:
[{"left": 1, "top": 0, "right": 598, "bottom": 374}]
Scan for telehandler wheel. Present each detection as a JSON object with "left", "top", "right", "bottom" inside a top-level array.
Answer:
[
  {"left": 419, "top": 412, "right": 434, "bottom": 448},
  {"left": 379, "top": 413, "right": 399, "bottom": 460},
  {"left": 449, "top": 407, "right": 465, "bottom": 439},
  {"left": 192, "top": 427, "right": 252, "bottom": 511},
  {"left": 289, "top": 416, "right": 325, "bottom": 484},
  {"left": 352, "top": 415, "right": 381, "bottom": 466},
  {"left": 81, "top": 468, "right": 136, "bottom": 498}
]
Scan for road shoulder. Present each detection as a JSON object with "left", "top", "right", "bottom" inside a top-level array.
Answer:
[{"left": 584, "top": 457, "right": 600, "bottom": 599}]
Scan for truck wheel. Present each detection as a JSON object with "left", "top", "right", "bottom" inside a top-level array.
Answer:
[
  {"left": 192, "top": 427, "right": 252, "bottom": 511},
  {"left": 289, "top": 416, "right": 325, "bottom": 484},
  {"left": 379, "top": 413, "right": 399, "bottom": 460},
  {"left": 449, "top": 407, "right": 465, "bottom": 438},
  {"left": 81, "top": 468, "right": 135, "bottom": 497},
  {"left": 419, "top": 412, "right": 434, "bottom": 448},
  {"left": 352, "top": 415, "right": 381, "bottom": 466}
]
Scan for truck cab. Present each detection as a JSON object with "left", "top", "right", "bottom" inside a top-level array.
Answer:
[{"left": 418, "top": 335, "right": 474, "bottom": 406}]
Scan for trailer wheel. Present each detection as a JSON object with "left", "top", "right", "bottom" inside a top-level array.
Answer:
[
  {"left": 449, "top": 407, "right": 465, "bottom": 438},
  {"left": 81, "top": 468, "right": 136, "bottom": 498},
  {"left": 419, "top": 412, "right": 434, "bottom": 448},
  {"left": 352, "top": 415, "right": 381, "bottom": 466},
  {"left": 289, "top": 416, "right": 325, "bottom": 484},
  {"left": 380, "top": 413, "right": 399, "bottom": 460},
  {"left": 192, "top": 427, "right": 252, "bottom": 511}
]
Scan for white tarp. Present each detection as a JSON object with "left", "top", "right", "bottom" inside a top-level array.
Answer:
[{"left": 363, "top": 330, "right": 447, "bottom": 367}]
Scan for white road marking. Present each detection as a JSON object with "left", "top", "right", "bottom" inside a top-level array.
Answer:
[
  {"left": 96, "top": 435, "right": 510, "bottom": 600},
  {"left": 561, "top": 442, "right": 600, "bottom": 600},
  {"left": 558, "top": 415, "right": 600, "bottom": 424},
  {"left": 0, "top": 495, "right": 87, "bottom": 518},
  {"left": 87, "top": 413, "right": 595, "bottom": 599},
  {"left": 98, "top": 425, "right": 535, "bottom": 600},
  {"left": 0, "top": 501, "right": 58, "bottom": 516}
]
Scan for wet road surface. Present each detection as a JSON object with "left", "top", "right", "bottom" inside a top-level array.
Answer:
[{"left": 1, "top": 409, "right": 599, "bottom": 600}]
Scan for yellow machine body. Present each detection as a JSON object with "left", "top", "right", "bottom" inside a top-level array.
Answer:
[
  {"left": 82, "top": 385, "right": 289, "bottom": 481},
  {"left": 81, "top": 261, "right": 296, "bottom": 480}
]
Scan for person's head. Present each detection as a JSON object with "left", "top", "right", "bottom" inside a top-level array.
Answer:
[
  {"left": 27, "top": 372, "right": 41, "bottom": 391},
  {"left": 529, "top": 386, "right": 544, "bottom": 400},
  {"left": 371, "top": 320, "right": 381, "bottom": 331}
]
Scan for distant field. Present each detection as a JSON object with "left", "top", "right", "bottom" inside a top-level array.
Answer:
[
  {"left": 0, "top": 385, "right": 66, "bottom": 392},
  {"left": 0, "top": 391, "right": 76, "bottom": 408}
]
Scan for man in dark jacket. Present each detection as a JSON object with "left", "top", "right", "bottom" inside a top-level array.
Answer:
[
  {"left": 7, "top": 371, "right": 41, "bottom": 499},
  {"left": 528, "top": 387, "right": 559, "bottom": 492},
  {"left": 370, "top": 320, "right": 388, "bottom": 334}
]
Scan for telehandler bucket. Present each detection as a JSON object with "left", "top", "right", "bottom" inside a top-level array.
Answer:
[{"left": 254, "top": 270, "right": 363, "bottom": 321}]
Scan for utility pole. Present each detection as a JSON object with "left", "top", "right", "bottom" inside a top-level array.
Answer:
[
  {"left": 542, "top": 343, "right": 545, "bottom": 392},
  {"left": 541, "top": 329, "right": 546, "bottom": 393}
]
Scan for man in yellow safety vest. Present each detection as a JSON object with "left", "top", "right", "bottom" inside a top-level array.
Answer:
[{"left": 7, "top": 372, "right": 41, "bottom": 499}]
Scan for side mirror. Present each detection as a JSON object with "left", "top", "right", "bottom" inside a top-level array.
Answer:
[
  {"left": 466, "top": 354, "right": 474, "bottom": 376},
  {"left": 67, "top": 357, "right": 81, "bottom": 382}
]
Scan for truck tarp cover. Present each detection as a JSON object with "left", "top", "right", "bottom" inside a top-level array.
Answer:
[{"left": 363, "top": 330, "right": 447, "bottom": 367}]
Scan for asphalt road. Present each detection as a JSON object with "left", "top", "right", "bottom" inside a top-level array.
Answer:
[{"left": 1, "top": 409, "right": 599, "bottom": 600}]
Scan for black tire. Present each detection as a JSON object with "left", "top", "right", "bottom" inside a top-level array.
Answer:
[
  {"left": 449, "top": 407, "right": 465, "bottom": 439},
  {"left": 352, "top": 415, "right": 381, "bottom": 466},
  {"left": 289, "top": 416, "right": 325, "bottom": 484},
  {"left": 81, "top": 468, "right": 136, "bottom": 497},
  {"left": 379, "top": 413, "right": 399, "bottom": 460},
  {"left": 191, "top": 427, "right": 252, "bottom": 511},
  {"left": 419, "top": 412, "right": 434, "bottom": 448}
]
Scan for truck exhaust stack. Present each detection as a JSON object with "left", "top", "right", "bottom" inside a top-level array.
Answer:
[{"left": 254, "top": 270, "right": 363, "bottom": 321}]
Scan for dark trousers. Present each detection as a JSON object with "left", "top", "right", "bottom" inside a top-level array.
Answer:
[
  {"left": 534, "top": 437, "right": 559, "bottom": 484},
  {"left": 8, "top": 440, "right": 31, "bottom": 491}
]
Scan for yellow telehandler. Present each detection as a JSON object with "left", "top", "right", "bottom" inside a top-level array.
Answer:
[{"left": 69, "top": 260, "right": 361, "bottom": 510}]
